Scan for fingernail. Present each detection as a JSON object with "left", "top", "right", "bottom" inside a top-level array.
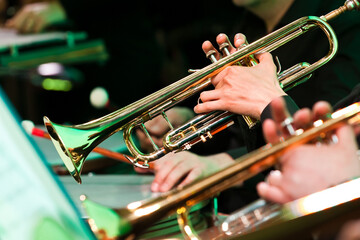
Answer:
[{"left": 270, "top": 170, "right": 281, "bottom": 177}]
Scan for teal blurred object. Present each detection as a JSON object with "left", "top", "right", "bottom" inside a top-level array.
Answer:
[
  {"left": 0, "top": 29, "right": 108, "bottom": 69},
  {"left": 0, "top": 86, "right": 96, "bottom": 240}
]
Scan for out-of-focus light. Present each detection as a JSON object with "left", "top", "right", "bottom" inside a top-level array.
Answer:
[
  {"left": 222, "top": 222, "right": 229, "bottom": 232},
  {"left": 313, "top": 119, "right": 323, "bottom": 127},
  {"left": 184, "top": 225, "right": 199, "bottom": 240},
  {"left": 133, "top": 204, "right": 160, "bottom": 217},
  {"left": 291, "top": 178, "right": 360, "bottom": 216},
  {"left": 37, "top": 62, "right": 63, "bottom": 76},
  {"left": 42, "top": 78, "right": 72, "bottom": 91},
  {"left": 332, "top": 102, "right": 360, "bottom": 119},
  {"left": 127, "top": 201, "right": 142, "bottom": 210},
  {"left": 90, "top": 87, "right": 109, "bottom": 109}
]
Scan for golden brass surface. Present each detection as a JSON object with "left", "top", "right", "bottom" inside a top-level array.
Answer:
[
  {"left": 84, "top": 101, "right": 360, "bottom": 239},
  {"left": 44, "top": 0, "right": 359, "bottom": 184}
]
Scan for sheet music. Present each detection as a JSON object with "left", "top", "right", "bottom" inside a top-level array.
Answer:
[
  {"left": 61, "top": 175, "right": 159, "bottom": 216},
  {"left": 0, "top": 91, "right": 94, "bottom": 240}
]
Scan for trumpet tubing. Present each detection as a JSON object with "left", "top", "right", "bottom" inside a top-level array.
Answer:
[
  {"left": 44, "top": 0, "right": 359, "bottom": 183},
  {"left": 83, "top": 101, "right": 360, "bottom": 240}
]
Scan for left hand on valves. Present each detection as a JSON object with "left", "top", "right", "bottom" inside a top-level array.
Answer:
[{"left": 194, "top": 33, "right": 286, "bottom": 119}]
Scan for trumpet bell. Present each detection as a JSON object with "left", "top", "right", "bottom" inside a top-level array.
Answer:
[
  {"left": 44, "top": 116, "right": 102, "bottom": 183},
  {"left": 43, "top": 0, "right": 359, "bottom": 185}
]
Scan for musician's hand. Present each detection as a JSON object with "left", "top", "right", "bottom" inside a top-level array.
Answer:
[
  {"left": 263, "top": 97, "right": 333, "bottom": 143},
  {"left": 135, "top": 107, "right": 195, "bottom": 153},
  {"left": 5, "top": 1, "right": 66, "bottom": 33},
  {"left": 257, "top": 97, "right": 360, "bottom": 203},
  {"left": 194, "top": 33, "right": 286, "bottom": 119},
  {"left": 150, "top": 151, "right": 234, "bottom": 192}
]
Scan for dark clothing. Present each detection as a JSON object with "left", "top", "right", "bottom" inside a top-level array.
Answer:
[
  {"left": 334, "top": 84, "right": 360, "bottom": 110},
  {"left": 229, "top": 0, "right": 360, "bottom": 153},
  {"left": 225, "top": 95, "right": 299, "bottom": 160},
  {"left": 220, "top": 0, "right": 360, "bottom": 213},
  {"left": 333, "top": 84, "right": 360, "bottom": 145},
  {"left": 57, "top": 0, "right": 360, "bottom": 151},
  {"left": 260, "top": 96, "right": 300, "bottom": 122},
  {"left": 233, "top": 0, "right": 360, "bottom": 109}
]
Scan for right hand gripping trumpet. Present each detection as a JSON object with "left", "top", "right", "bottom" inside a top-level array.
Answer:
[{"left": 44, "top": 0, "right": 359, "bottom": 184}]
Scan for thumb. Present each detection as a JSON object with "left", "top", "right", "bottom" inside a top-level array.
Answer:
[
  {"left": 257, "top": 52, "right": 273, "bottom": 62},
  {"left": 256, "top": 52, "right": 276, "bottom": 70}
]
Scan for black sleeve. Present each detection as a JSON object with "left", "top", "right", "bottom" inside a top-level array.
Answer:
[
  {"left": 333, "top": 84, "right": 360, "bottom": 111},
  {"left": 227, "top": 95, "right": 300, "bottom": 158},
  {"left": 226, "top": 146, "right": 248, "bottom": 159},
  {"left": 260, "top": 95, "right": 300, "bottom": 122}
]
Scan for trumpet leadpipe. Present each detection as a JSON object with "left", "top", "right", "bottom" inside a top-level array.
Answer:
[{"left": 44, "top": 0, "right": 359, "bottom": 183}]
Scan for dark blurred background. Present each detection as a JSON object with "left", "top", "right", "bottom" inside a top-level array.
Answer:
[
  {"left": 1, "top": 0, "right": 359, "bottom": 159},
  {"left": 0, "top": 0, "right": 246, "bottom": 125}
]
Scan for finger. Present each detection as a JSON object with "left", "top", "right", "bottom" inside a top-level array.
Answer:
[
  {"left": 159, "top": 160, "right": 192, "bottom": 192},
  {"left": 10, "top": 16, "right": 27, "bottom": 32},
  {"left": 15, "top": 12, "right": 34, "bottom": 34},
  {"left": 265, "top": 170, "right": 283, "bottom": 186},
  {"left": 270, "top": 97, "right": 291, "bottom": 125},
  {"left": 211, "top": 65, "right": 231, "bottom": 86},
  {"left": 177, "top": 167, "right": 203, "bottom": 188},
  {"left": 33, "top": 18, "right": 45, "bottom": 33},
  {"left": 151, "top": 155, "right": 178, "bottom": 192},
  {"left": 263, "top": 119, "right": 280, "bottom": 144},
  {"left": 292, "top": 108, "right": 312, "bottom": 130},
  {"left": 6, "top": 9, "right": 25, "bottom": 28},
  {"left": 257, "top": 182, "right": 292, "bottom": 204},
  {"left": 194, "top": 100, "right": 224, "bottom": 114},
  {"left": 144, "top": 117, "right": 169, "bottom": 137},
  {"left": 258, "top": 54, "right": 276, "bottom": 73},
  {"left": 202, "top": 40, "right": 222, "bottom": 61},
  {"left": 199, "top": 89, "right": 221, "bottom": 103},
  {"left": 216, "top": 33, "right": 236, "bottom": 55},
  {"left": 257, "top": 52, "right": 273, "bottom": 64},
  {"left": 135, "top": 129, "right": 152, "bottom": 151},
  {"left": 312, "top": 101, "right": 332, "bottom": 121},
  {"left": 135, "top": 128, "right": 163, "bottom": 152},
  {"left": 234, "top": 33, "right": 247, "bottom": 49},
  {"left": 22, "top": 18, "right": 36, "bottom": 33}
]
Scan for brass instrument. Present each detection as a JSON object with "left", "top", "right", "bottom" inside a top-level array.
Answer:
[
  {"left": 81, "top": 101, "right": 360, "bottom": 240},
  {"left": 44, "top": 0, "right": 359, "bottom": 183}
]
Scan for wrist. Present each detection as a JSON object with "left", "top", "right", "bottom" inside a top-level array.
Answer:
[
  {"left": 212, "top": 153, "right": 235, "bottom": 168},
  {"left": 258, "top": 94, "right": 288, "bottom": 120}
]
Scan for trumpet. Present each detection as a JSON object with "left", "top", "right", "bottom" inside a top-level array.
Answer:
[
  {"left": 81, "top": 101, "right": 360, "bottom": 240},
  {"left": 44, "top": 0, "right": 359, "bottom": 184}
]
